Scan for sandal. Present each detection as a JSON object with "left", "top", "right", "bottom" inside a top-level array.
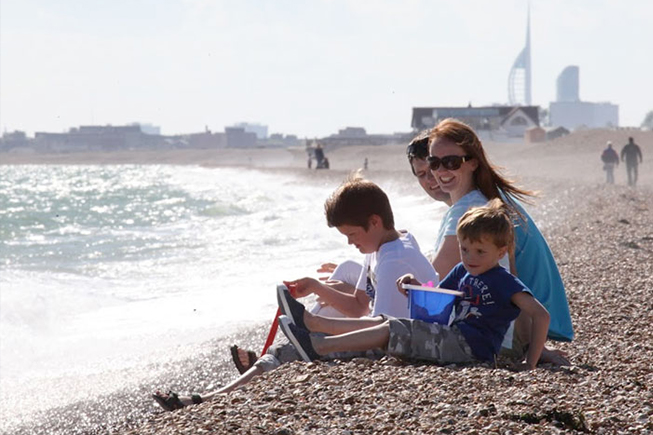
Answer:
[
  {"left": 230, "top": 345, "right": 258, "bottom": 374},
  {"left": 152, "top": 390, "right": 203, "bottom": 412}
]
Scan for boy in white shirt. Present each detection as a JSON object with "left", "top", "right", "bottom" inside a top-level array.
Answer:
[{"left": 153, "top": 175, "right": 437, "bottom": 411}]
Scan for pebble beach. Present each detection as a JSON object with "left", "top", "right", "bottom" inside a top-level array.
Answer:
[{"left": 3, "top": 130, "right": 652, "bottom": 434}]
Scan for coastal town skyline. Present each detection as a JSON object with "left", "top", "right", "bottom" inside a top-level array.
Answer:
[{"left": 1, "top": 0, "right": 651, "bottom": 137}]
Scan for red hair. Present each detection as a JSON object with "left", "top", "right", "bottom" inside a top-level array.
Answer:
[{"left": 429, "top": 118, "right": 534, "bottom": 216}]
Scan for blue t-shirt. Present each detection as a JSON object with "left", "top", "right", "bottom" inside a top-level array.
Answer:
[{"left": 441, "top": 263, "right": 530, "bottom": 361}]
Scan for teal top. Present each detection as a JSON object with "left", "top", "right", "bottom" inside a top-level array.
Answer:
[{"left": 511, "top": 197, "right": 574, "bottom": 341}]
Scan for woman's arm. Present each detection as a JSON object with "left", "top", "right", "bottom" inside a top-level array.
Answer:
[
  {"left": 431, "top": 235, "right": 461, "bottom": 279},
  {"left": 509, "top": 249, "right": 517, "bottom": 275}
]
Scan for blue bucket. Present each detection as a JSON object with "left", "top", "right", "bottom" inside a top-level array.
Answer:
[{"left": 409, "top": 288, "right": 458, "bottom": 325}]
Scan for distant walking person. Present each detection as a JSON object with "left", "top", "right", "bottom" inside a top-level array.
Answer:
[
  {"left": 620, "top": 137, "right": 643, "bottom": 186},
  {"left": 601, "top": 141, "right": 619, "bottom": 184},
  {"left": 363, "top": 157, "right": 368, "bottom": 170}
]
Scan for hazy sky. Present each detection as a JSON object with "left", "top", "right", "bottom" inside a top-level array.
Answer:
[{"left": 1, "top": 0, "right": 651, "bottom": 137}]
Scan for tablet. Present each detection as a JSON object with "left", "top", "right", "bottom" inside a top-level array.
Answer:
[{"left": 401, "top": 283, "right": 464, "bottom": 297}]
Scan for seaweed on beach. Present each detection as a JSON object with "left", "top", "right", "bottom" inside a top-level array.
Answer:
[{"left": 506, "top": 408, "right": 590, "bottom": 432}]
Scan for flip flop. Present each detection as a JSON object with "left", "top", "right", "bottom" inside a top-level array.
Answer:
[
  {"left": 152, "top": 391, "right": 203, "bottom": 412},
  {"left": 230, "top": 345, "right": 258, "bottom": 374}
]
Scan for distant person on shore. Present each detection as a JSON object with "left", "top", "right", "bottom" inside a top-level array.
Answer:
[
  {"left": 314, "top": 143, "right": 326, "bottom": 168},
  {"left": 277, "top": 199, "right": 551, "bottom": 371},
  {"left": 620, "top": 137, "right": 643, "bottom": 186},
  {"left": 307, "top": 155, "right": 312, "bottom": 169},
  {"left": 152, "top": 175, "right": 437, "bottom": 411},
  {"left": 601, "top": 141, "right": 619, "bottom": 184},
  {"left": 364, "top": 157, "right": 368, "bottom": 170}
]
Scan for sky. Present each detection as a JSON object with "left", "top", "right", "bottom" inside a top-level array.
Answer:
[{"left": 1, "top": 0, "right": 651, "bottom": 137}]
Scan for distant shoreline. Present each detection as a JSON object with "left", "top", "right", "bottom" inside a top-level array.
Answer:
[
  {"left": 2, "top": 129, "right": 650, "bottom": 188},
  {"left": 0, "top": 147, "right": 303, "bottom": 167}
]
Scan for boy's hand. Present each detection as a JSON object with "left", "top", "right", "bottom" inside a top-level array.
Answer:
[
  {"left": 539, "top": 347, "right": 571, "bottom": 366},
  {"left": 317, "top": 262, "right": 338, "bottom": 281},
  {"left": 317, "top": 263, "right": 337, "bottom": 273},
  {"left": 283, "top": 278, "right": 319, "bottom": 298},
  {"left": 511, "top": 292, "right": 550, "bottom": 370},
  {"left": 396, "top": 273, "right": 418, "bottom": 297}
]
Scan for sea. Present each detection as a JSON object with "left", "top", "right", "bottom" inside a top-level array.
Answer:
[{"left": 0, "top": 164, "right": 446, "bottom": 429}]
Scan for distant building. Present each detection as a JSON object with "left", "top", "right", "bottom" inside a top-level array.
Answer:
[
  {"left": 261, "top": 133, "right": 300, "bottom": 147},
  {"left": 34, "top": 125, "right": 148, "bottom": 152},
  {"left": 549, "top": 101, "right": 619, "bottom": 130},
  {"left": 317, "top": 127, "right": 409, "bottom": 148},
  {"left": 525, "top": 126, "right": 546, "bottom": 143},
  {"left": 411, "top": 106, "right": 539, "bottom": 137},
  {"left": 225, "top": 127, "right": 257, "bottom": 148},
  {"left": 2, "top": 123, "right": 274, "bottom": 153},
  {"left": 128, "top": 122, "right": 161, "bottom": 135},
  {"left": 500, "top": 107, "right": 540, "bottom": 137},
  {"left": 233, "top": 122, "right": 268, "bottom": 139},
  {"left": 549, "top": 66, "right": 619, "bottom": 130},
  {"left": 335, "top": 127, "right": 367, "bottom": 138},
  {"left": 556, "top": 66, "right": 580, "bottom": 102},
  {"left": 186, "top": 131, "right": 227, "bottom": 149},
  {"left": 0, "top": 131, "right": 30, "bottom": 151}
]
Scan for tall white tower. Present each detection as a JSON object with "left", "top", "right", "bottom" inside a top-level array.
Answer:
[
  {"left": 508, "top": 5, "right": 532, "bottom": 106},
  {"left": 556, "top": 65, "right": 580, "bottom": 102}
]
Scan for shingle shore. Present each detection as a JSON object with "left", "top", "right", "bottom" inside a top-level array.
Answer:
[
  {"left": 118, "top": 184, "right": 653, "bottom": 435},
  {"left": 6, "top": 180, "right": 651, "bottom": 435}
]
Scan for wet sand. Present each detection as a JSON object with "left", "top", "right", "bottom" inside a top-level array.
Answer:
[{"left": 2, "top": 130, "right": 652, "bottom": 434}]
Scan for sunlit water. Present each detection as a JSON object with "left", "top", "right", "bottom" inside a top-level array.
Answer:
[{"left": 0, "top": 164, "right": 445, "bottom": 427}]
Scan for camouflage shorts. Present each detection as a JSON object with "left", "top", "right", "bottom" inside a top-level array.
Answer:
[{"left": 385, "top": 317, "right": 476, "bottom": 364}]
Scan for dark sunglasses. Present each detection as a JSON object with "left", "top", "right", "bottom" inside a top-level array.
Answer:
[{"left": 426, "top": 154, "right": 473, "bottom": 171}]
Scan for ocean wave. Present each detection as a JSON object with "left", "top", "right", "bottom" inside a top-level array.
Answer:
[{"left": 200, "top": 202, "right": 249, "bottom": 217}]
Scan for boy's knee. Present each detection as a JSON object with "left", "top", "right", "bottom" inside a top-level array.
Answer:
[
  {"left": 267, "top": 342, "right": 302, "bottom": 366},
  {"left": 253, "top": 354, "right": 282, "bottom": 372}
]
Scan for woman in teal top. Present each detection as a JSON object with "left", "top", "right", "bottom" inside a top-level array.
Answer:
[{"left": 425, "top": 119, "right": 573, "bottom": 348}]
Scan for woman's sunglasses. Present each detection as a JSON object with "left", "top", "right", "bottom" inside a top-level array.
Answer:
[{"left": 426, "top": 154, "right": 473, "bottom": 171}]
